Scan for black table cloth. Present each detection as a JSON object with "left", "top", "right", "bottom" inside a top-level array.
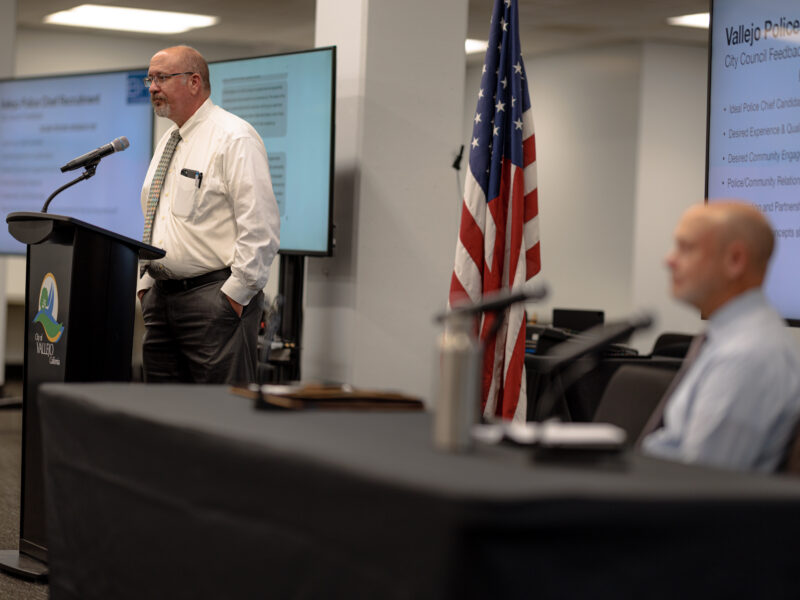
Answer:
[{"left": 37, "top": 383, "right": 800, "bottom": 599}]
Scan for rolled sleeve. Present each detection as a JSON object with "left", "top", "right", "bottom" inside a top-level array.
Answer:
[
  {"left": 219, "top": 136, "right": 280, "bottom": 306},
  {"left": 137, "top": 270, "right": 155, "bottom": 296}
]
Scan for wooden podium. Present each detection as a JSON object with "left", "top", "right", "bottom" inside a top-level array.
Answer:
[{"left": 0, "top": 212, "right": 164, "bottom": 580}]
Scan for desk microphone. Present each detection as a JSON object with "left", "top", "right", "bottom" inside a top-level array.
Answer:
[
  {"left": 539, "top": 312, "right": 654, "bottom": 373},
  {"left": 60, "top": 137, "right": 129, "bottom": 172},
  {"left": 437, "top": 282, "right": 549, "bottom": 322}
]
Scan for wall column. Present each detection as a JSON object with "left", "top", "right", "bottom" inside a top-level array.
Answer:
[{"left": 307, "top": 0, "right": 469, "bottom": 400}]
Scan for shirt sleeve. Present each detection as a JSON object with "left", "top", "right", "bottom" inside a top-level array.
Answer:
[
  {"left": 219, "top": 135, "right": 280, "bottom": 305},
  {"left": 678, "top": 352, "right": 788, "bottom": 470},
  {"left": 137, "top": 271, "right": 155, "bottom": 295}
]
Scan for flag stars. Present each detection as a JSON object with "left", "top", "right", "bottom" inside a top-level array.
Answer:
[
  {"left": 501, "top": 77, "right": 508, "bottom": 89},
  {"left": 500, "top": 17, "right": 508, "bottom": 31},
  {"left": 474, "top": 113, "right": 482, "bottom": 124},
  {"left": 493, "top": 125, "right": 500, "bottom": 136},
  {"left": 514, "top": 118, "right": 523, "bottom": 130},
  {"left": 495, "top": 100, "right": 506, "bottom": 112},
  {"left": 511, "top": 96, "right": 517, "bottom": 107},
  {"left": 471, "top": 137, "right": 480, "bottom": 149},
  {"left": 478, "top": 88, "right": 485, "bottom": 98},
  {"left": 505, "top": 0, "right": 511, "bottom": 6},
  {"left": 514, "top": 62, "right": 522, "bottom": 75}
]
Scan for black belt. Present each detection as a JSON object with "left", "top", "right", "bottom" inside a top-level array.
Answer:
[{"left": 156, "top": 268, "right": 231, "bottom": 294}]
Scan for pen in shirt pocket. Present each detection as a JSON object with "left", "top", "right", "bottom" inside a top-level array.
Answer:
[{"left": 180, "top": 168, "right": 203, "bottom": 188}]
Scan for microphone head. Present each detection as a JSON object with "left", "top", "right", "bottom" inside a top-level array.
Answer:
[
  {"left": 523, "top": 281, "right": 548, "bottom": 303},
  {"left": 112, "top": 137, "right": 130, "bottom": 152},
  {"left": 629, "top": 311, "right": 655, "bottom": 331}
]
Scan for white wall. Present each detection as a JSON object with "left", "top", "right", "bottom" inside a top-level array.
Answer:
[
  {"left": 630, "top": 42, "right": 709, "bottom": 350},
  {"left": 305, "top": 0, "right": 468, "bottom": 401},
  {"left": 14, "top": 28, "right": 254, "bottom": 77}
]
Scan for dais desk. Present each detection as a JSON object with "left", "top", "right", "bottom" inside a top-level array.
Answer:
[{"left": 37, "top": 383, "right": 800, "bottom": 599}]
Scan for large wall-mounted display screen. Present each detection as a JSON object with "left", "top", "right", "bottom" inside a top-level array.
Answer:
[
  {"left": 707, "top": 0, "right": 800, "bottom": 323},
  {"left": 0, "top": 68, "right": 154, "bottom": 254},
  {"left": 209, "top": 47, "right": 336, "bottom": 255}
]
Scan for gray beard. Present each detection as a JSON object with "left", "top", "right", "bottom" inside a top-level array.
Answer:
[{"left": 152, "top": 100, "right": 171, "bottom": 119}]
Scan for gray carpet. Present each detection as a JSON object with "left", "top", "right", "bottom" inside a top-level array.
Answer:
[{"left": 0, "top": 408, "right": 49, "bottom": 599}]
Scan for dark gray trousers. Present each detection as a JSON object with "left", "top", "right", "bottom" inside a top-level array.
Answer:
[{"left": 141, "top": 280, "right": 263, "bottom": 384}]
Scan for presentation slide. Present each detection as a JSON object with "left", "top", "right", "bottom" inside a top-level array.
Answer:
[
  {"left": 708, "top": 0, "right": 800, "bottom": 321},
  {"left": 0, "top": 69, "right": 153, "bottom": 254},
  {"left": 208, "top": 48, "right": 334, "bottom": 254}
]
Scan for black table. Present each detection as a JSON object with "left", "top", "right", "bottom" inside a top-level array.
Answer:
[{"left": 37, "top": 384, "right": 800, "bottom": 599}]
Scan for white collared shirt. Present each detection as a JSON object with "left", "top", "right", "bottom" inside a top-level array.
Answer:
[
  {"left": 138, "top": 98, "right": 280, "bottom": 305},
  {"left": 643, "top": 289, "right": 800, "bottom": 471}
]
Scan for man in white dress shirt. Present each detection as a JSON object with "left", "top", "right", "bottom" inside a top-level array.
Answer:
[
  {"left": 641, "top": 201, "right": 800, "bottom": 471},
  {"left": 137, "top": 46, "right": 280, "bottom": 383}
]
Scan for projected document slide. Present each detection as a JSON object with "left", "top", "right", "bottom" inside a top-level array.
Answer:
[
  {"left": 708, "top": 0, "right": 800, "bottom": 320},
  {"left": 0, "top": 69, "right": 153, "bottom": 254},
  {"left": 209, "top": 49, "right": 333, "bottom": 254}
]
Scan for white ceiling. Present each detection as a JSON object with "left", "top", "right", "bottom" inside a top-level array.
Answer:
[{"left": 16, "top": 0, "right": 711, "bottom": 59}]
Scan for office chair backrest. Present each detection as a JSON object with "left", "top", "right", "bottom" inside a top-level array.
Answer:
[
  {"left": 779, "top": 420, "right": 800, "bottom": 475},
  {"left": 592, "top": 364, "right": 678, "bottom": 444},
  {"left": 651, "top": 333, "right": 694, "bottom": 359}
]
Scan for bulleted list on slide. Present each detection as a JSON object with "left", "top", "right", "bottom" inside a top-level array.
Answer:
[{"left": 708, "top": 1, "right": 800, "bottom": 318}]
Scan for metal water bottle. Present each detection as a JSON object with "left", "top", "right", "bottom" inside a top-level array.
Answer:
[{"left": 434, "top": 311, "right": 482, "bottom": 451}]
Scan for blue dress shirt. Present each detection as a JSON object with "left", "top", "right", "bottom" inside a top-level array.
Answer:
[{"left": 643, "top": 289, "right": 800, "bottom": 471}]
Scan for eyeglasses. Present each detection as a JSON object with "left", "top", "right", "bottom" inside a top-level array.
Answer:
[{"left": 143, "top": 72, "right": 194, "bottom": 88}]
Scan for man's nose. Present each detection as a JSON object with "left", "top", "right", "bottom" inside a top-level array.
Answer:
[{"left": 664, "top": 249, "right": 676, "bottom": 269}]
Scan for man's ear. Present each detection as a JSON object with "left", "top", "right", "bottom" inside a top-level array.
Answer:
[
  {"left": 189, "top": 74, "right": 202, "bottom": 96},
  {"left": 723, "top": 239, "right": 748, "bottom": 279}
]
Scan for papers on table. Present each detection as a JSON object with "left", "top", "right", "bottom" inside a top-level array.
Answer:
[{"left": 472, "top": 420, "right": 626, "bottom": 451}]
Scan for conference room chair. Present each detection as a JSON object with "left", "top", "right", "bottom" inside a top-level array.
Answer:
[
  {"left": 591, "top": 364, "right": 678, "bottom": 445},
  {"left": 779, "top": 420, "right": 800, "bottom": 474},
  {"left": 650, "top": 332, "right": 694, "bottom": 359}
]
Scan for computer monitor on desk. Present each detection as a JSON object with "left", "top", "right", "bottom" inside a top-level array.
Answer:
[{"left": 552, "top": 308, "right": 604, "bottom": 333}]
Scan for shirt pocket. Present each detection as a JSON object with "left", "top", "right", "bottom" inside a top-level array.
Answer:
[
  {"left": 171, "top": 175, "right": 199, "bottom": 219},
  {"left": 193, "top": 175, "right": 227, "bottom": 219}
]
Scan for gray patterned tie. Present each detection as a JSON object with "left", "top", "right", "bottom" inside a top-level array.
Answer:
[
  {"left": 142, "top": 129, "right": 181, "bottom": 245},
  {"left": 636, "top": 332, "right": 708, "bottom": 447}
]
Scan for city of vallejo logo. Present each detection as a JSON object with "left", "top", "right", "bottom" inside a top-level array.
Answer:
[{"left": 33, "top": 272, "right": 64, "bottom": 348}]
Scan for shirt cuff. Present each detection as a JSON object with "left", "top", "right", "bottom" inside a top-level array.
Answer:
[
  {"left": 221, "top": 276, "right": 257, "bottom": 306},
  {"left": 137, "top": 271, "right": 155, "bottom": 295}
]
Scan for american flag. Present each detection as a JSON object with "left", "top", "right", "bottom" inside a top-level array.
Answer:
[{"left": 449, "top": 0, "right": 540, "bottom": 422}]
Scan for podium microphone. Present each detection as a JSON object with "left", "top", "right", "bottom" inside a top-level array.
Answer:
[
  {"left": 43, "top": 136, "right": 129, "bottom": 212},
  {"left": 60, "top": 136, "right": 129, "bottom": 172}
]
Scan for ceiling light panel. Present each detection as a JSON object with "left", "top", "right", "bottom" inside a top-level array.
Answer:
[
  {"left": 44, "top": 4, "right": 219, "bottom": 34},
  {"left": 667, "top": 13, "right": 710, "bottom": 29}
]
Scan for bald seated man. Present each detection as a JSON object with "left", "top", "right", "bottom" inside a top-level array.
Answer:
[
  {"left": 641, "top": 201, "right": 800, "bottom": 471},
  {"left": 137, "top": 46, "right": 280, "bottom": 384}
]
